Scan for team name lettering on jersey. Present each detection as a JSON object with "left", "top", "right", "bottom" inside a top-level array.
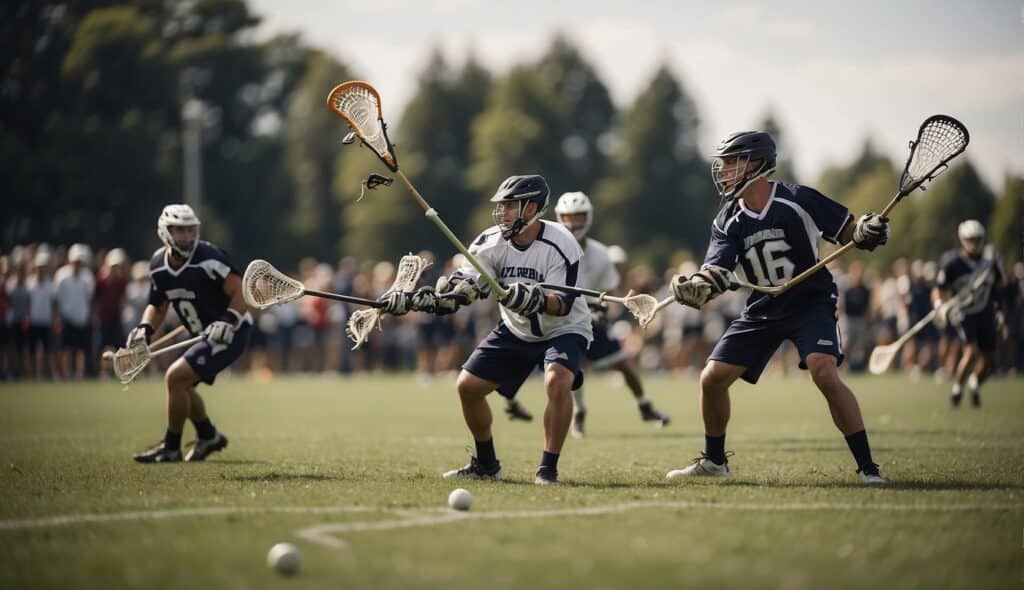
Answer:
[
  {"left": 500, "top": 266, "right": 545, "bottom": 282},
  {"left": 743, "top": 228, "right": 787, "bottom": 250}
]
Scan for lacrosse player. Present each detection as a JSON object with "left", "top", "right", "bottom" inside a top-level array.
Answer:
[
  {"left": 666, "top": 131, "right": 889, "bottom": 484},
  {"left": 129, "top": 204, "right": 252, "bottom": 463},
  {"left": 381, "top": 175, "right": 592, "bottom": 485},
  {"left": 503, "top": 192, "right": 670, "bottom": 437},
  {"left": 933, "top": 220, "right": 1005, "bottom": 408}
]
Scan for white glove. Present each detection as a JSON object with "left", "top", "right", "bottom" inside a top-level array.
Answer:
[
  {"left": 380, "top": 291, "right": 412, "bottom": 316},
  {"left": 501, "top": 283, "right": 546, "bottom": 315},
  {"left": 853, "top": 212, "right": 890, "bottom": 251},
  {"left": 204, "top": 320, "right": 235, "bottom": 345},
  {"left": 671, "top": 275, "right": 714, "bottom": 308},
  {"left": 126, "top": 324, "right": 154, "bottom": 348}
]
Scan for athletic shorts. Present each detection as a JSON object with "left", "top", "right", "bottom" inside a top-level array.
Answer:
[
  {"left": 585, "top": 321, "right": 628, "bottom": 369},
  {"left": 462, "top": 322, "right": 586, "bottom": 398},
  {"left": 99, "top": 317, "right": 124, "bottom": 349},
  {"left": 709, "top": 306, "right": 844, "bottom": 384},
  {"left": 183, "top": 322, "right": 252, "bottom": 385},
  {"left": 60, "top": 321, "right": 91, "bottom": 350},
  {"left": 28, "top": 325, "right": 52, "bottom": 352},
  {"left": 957, "top": 309, "right": 997, "bottom": 353}
]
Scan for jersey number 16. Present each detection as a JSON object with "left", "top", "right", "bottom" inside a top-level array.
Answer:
[{"left": 741, "top": 239, "right": 795, "bottom": 287}]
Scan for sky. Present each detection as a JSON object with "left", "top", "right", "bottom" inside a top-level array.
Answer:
[{"left": 248, "top": 0, "right": 1023, "bottom": 191}]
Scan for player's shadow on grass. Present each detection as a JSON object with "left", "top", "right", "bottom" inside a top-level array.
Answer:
[{"left": 227, "top": 472, "right": 340, "bottom": 483}]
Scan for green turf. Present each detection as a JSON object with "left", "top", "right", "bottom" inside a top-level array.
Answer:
[{"left": 0, "top": 373, "right": 1022, "bottom": 589}]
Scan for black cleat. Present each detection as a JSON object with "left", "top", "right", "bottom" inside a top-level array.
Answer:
[
  {"left": 534, "top": 466, "right": 558, "bottom": 485},
  {"left": 504, "top": 400, "right": 534, "bottom": 422},
  {"left": 184, "top": 432, "right": 229, "bottom": 462},
  {"left": 133, "top": 441, "right": 182, "bottom": 463},
  {"left": 970, "top": 392, "right": 981, "bottom": 408},
  {"left": 639, "top": 401, "right": 670, "bottom": 427},
  {"left": 950, "top": 392, "right": 963, "bottom": 408},
  {"left": 443, "top": 456, "right": 503, "bottom": 480}
]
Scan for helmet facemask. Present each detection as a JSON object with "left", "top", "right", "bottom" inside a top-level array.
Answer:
[
  {"left": 711, "top": 155, "right": 774, "bottom": 201},
  {"left": 159, "top": 223, "right": 199, "bottom": 259},
  {"left": 493, "top": 199, "right": 544, "bottom": 241}
]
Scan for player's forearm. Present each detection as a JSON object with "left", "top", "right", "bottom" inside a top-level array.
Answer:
[
  {"left": 544, "top": 293, "right": 571, "bottom": 316},
  {"left": 140, "top": 302, "right": 168, "bottom": 328},
  {"left": 836, "top": 218, "right": 855, "bottom": 246},
  {"left": 223, "top": 274, "right": 249, "bottom": 325}
]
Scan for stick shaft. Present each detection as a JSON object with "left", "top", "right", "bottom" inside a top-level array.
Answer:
[
  {"left": 302, "top": 288, "right": 384, "bottom": 308},
  {"left": 538, "top": 283, "right": 604, "bottom": 298},
  {"left": 152, "top": 325, "right": 187, "bottom": 350},
  {"left": 395, "top": 171, "right": 507, "bottom": 299}
]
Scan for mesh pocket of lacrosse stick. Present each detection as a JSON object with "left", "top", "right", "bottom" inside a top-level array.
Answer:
[
  {"left": 899, "top": 115, "right": 969, "bottom": 194},
  {"left": 619, "top": 292, "right": 660, "bottom": 329},
  {"left": 345, "top": 253, "right": 429, "bottom": 349},
  {"left": 327, "top": 81, "right": 398, "bottom": 171},
  {"left": 111, "top": 342, "right": 150, "bottom": 385},
  {"left": 242, "top": 260, "right": 305, "bottom": 309}
]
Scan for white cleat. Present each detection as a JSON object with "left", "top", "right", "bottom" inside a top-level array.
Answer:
[
  {"left": 858, "top": 464, "right": 887, "bottom": 485},
  {"left": 666, "top": 454, "right": 732, "bottom": 479}
]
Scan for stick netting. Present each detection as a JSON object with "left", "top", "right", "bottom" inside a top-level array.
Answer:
[
  {"left": 622, "top": 292, "right": 660, "bottom": 330},
  {"left": 242, "top": 260, "right": 305, "bottom": 310},
  {"left": 900, "top": 115, "right": 969, "bottom": 193},
  {"left": 111, "top": 341, "right": 150, "bottom": 385},
  {"left": 327, "top": 82, "right": 397, "bottom": 170},
  {"left": 346, "top": 254, "right": 429, "bottom": 349}
]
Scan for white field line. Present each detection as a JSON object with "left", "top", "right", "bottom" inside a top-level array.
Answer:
[
  {"left": 295, "top": 500, "right": 1024, "bottom": 549},
  {"left": 0, "top": 506, "right": 378, "bottom": 531}
]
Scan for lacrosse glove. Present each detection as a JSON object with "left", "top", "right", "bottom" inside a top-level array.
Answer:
[
  {"left": 501, "top": 283, "right": 547, "bottom": 316},
  {"left": 853, "top": 212, "right": 890, "bottom": 251}
]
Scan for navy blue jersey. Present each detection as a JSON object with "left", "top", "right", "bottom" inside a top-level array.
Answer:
[
  {"left": 148, "top": 241, "right": 244, "bottom": 335},
  {"left": 936, "top": 250, "right": 1003, "bottom": 314},
  {"left": 703, "top": 181, "right": 853, "bottom": 319}
]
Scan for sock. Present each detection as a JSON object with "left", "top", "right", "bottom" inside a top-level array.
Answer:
[
  {"left": 193, "top": 418, "right": 216, "bottom": 440},
  {"left": 506, "top": 398, "right": 517, "bottom": 408},
  {"left": 540, "top": 451, "right": 559, "bottom": 470},
  {"left": 844, "top": 430, "right": 875, "bottom": 471},
  {"left": 475, "top": 438, "right": 497, "bottom": 467},
  {"left": 705, "top": 434, "right": 726, "bottom": 464},
  {"left": 636, "top": 395, "right": 650, "bottom": 406},
  {"left": 966, "top": 373, "right": 979, "bottom": 393},
  {"left": 951, "top": 382, "right": 963, "bottom": 396},
  {"left": 571, "top": 388, "right": 586, "bottom": 412},
  {"left": 164, "top": 429, "right": 182, "bottom": 451}
]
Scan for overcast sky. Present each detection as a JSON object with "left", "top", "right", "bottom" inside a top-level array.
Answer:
[{"left": 249, "top": 0, "right": 1023, "bottom": 191}]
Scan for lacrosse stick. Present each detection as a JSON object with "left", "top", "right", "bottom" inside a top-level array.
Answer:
[
  {"left": 101, "top": 325, "right": 187, "bottom": 363},
  {"left": 326, "top": 81, "right": 508, "bottom": 300},
  {"left": 242, "top": 259, "right": 386, "bottom": 310},
  {"left": 751, "top": 115, "right": 969, "bottom": 297},
  {"left": 345, "top": 253, "right": 430, "bottom": 350},
  {"left": 869, "top": 249, "right": 995, "bottom": 374},
  {"left": 109, "top": 334, "right": 204, "bottom": 386},
  {"left": 540, "top": 284, "right": 677, "bottom": 329}
]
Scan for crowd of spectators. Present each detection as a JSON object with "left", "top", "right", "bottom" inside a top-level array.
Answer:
[{"left": 2, "top": 242, "right": 1021, "bottom": 382}]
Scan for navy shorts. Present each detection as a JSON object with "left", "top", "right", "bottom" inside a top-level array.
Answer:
[
  {"left": 462, "top": 322, "right": 586, "bottom": 398},
  {"left": 585, "top": 321, "right": 628, "bottom": 369},
  {"left": 60, "top": 321, "right": 91, "bottom": 350},
  {"left": 183, "top": 322, "right": 252, "bottom": 385},
  {"left": 957, "top": 309, "right": 996, "bottom": 353},
  {"left": 709, "top": 306, "right": 844, "bottom": 384}
]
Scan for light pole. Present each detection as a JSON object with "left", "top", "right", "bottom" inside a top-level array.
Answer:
[{"left": 182, "top": 96, "right": 204, "bottom": 215}]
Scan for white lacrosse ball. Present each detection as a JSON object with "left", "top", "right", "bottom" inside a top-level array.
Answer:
[
  {"left": 448, "top": 488, "right": 473, "bottom": 511},
  {"left": 267, "top": 542, "right": 300, "bottom": 576}
]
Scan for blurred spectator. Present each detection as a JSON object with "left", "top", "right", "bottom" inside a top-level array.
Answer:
[
  {"left": 95, "top": 248, "right": 129, "bottom": 356},
  {"left": 55, "top": 243, "right": 95, "bottom": 378},
  {"left": 26, "top": 249, "right": 57, "bottom": 379}
]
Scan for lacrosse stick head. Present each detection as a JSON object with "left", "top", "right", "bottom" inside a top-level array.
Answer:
[
  {"left": 110, "top": 341, "right": 151, "bottom": 385},
  {"left": 345, "top": 253, "right": 429, "bottom": 349},
  {"left": 898, "top": 115, "right": 969, "bottom": 195},
  {"left": 327, "top": 81, "right": 399, "bottom": 172},
  {"left": 242, "top": 260, "right": 305, "bottom": 310},
  {"left": 621, "top": 291, "right": 660, "bottom": 330},
  {"left": 868, "top": 344, "right": 898, "bottom": 375}
]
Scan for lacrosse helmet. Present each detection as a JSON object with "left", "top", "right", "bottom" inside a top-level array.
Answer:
[
  {"left": 957, "top": 219, "right": 985, "bottom": 257},
  {"left": 157, "top": 204, "right": 201, "bottom": 259},
  {"left": 490, "top": 174, "right": 550, "bottom": 240},
  {"left": 554, "top": 191, "right": 593, "bottom": 241},
  {"left": 710, "top": 131, "right": 777, "bottom": 200}
]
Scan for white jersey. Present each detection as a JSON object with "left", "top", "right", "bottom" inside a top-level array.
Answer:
[
  {"left": 579, "top": 238, "right": 620, "bottom": 295},
  {"left": 456, "top": 220, "right": 592, "bottom": 343}
]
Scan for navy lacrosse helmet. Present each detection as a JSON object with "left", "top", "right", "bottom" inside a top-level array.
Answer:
[
  {"left": 490, "top": 174, "right": 550, "bottom": 240},
  {"left": 710, "top": 131, "right": 777, "bottom": 200}
]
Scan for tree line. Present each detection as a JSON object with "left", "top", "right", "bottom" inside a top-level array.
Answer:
[{"left": 4, "top": 0, "right": 1020, "bottom": 270}]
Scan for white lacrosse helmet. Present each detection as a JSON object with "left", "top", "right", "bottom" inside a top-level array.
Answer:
[
  {"left": 554, "top": 191, "right": 593, "bottom": 240},
  {"left": 957, "top": 219, "right": 985, "bottom": 256},
  {"left": 607, "top": 245, "right": 627, "bottom": 265},
  {"left": 157, "top": 204, "right": 201, "bottom": 259}
]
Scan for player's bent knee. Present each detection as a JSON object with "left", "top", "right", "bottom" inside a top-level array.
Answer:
[
  {"left": 455, "top": 370, "right": 494, "bottom": 400},
  {"left": 544, "top": 364, "right": 574, "bottom": 396},
  {"left": 700, "top": 361, "right": 740, "bottom": 392},
  {"left": 805, "top": 354, "right": 839, "bottom": 388},
  {"left": 165, "top": 359, "right": 197, "bottom": 391}
]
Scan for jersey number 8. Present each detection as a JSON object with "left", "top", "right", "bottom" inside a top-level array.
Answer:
[{"left": 176, "top": 300, "right": 204, "bottom": 334}]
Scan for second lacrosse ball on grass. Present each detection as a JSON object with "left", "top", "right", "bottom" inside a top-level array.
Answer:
[
  {"left": 448, "top": 488, "right": 473, "bottom": 511},
  {"left": 267, "top": 542, "right": 300, "bottom": 576}
]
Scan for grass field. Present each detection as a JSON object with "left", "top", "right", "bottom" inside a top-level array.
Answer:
[{"left": 0, "top": 372, "right": 1022, "bottom": 589}]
